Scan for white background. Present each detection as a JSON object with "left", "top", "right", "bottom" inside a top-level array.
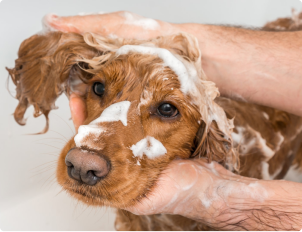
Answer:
[{"left": 0, "top": 0, "right": 301, "bottom": 230}]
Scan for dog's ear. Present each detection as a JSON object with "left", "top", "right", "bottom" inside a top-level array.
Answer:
[
  {"left": 153, "top": 33, "right": 201, "bottom": 62},
  {"left": 6, "top": 32, "right": 99, "bottom": 133},
  {"left": 192, "top": 120, "right": 239, "bottom": 172}
]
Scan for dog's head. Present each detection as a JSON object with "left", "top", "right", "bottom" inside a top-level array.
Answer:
[{"left": 7, "top": 31, "right": 237, "bottom": 208}]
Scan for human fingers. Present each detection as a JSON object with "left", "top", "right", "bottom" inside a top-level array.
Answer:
[
  {"left": 43, "top": 11, "right": 179, "bottom": 40},
  {"left": 125, "top": 159, "right": 213, "bottom": 215},
  {"left": 69, "top": 93, "right": 87, "bottom": 132},
  {"left": 43, "top": 12, "right": 123, "bottom": 34}
]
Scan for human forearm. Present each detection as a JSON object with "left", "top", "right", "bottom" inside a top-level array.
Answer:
[
  {"left": 217, "top": 179, "right": 302, "bottom": 230},
  {"left": 173, "top": 170, "right": 302, "bottom": 230},
  {"left": 176, "top": 23, "right": 302, "bottom": 116}
]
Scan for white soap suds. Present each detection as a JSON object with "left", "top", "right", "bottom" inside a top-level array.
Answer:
[
  {"left": 261, "top": 162, "right": 271, "bottom": 180},
  {"left": 231, "top": 126, "right": 275, "bottom": 161},
  {"left": 263, "top": 112, "right": 269, "bottom": 120},
  {"left": 275, "top": 132, "right": 284, "bottom": 152},
  {"left": 92, "top": 101, "right": 131, "bottom": 126},
  {"left": 108, "top": 33, "right": 119, "bottom": 39},
  {"left": 207, "top": 162, "right": 219, "bottom": 176},
  {"left": 201, "top": 197, "right": 212, "bottom": 209},
  {"left": 261, "top": 161, "right": 282, "bottom": 180},
  {"left": 123, "top": 12, "right": 159, "bottom": 30},
  {"left": 254, "top": 130, "right": 274, "bottom": 160},
  {"left": 74, "top": 125, "right": 106, "bottom": 147},
  {"left": 39, "top": 14, "right": 58, "bottom": 35},
  {"left": 232, "top": 127, "right": 256, "bottom": 155},
  {"left": 289, "top": 125, "right": 302, "bottom": 141},
  {"left": 116, "top": 45, "right": 196, "bottom": 94},
  {"left": 201, "top": 181, "right": 269, "bottom": 209},
  {"left": 231, "top": 127, "right": 245, "bottom": 145},
  {"left": 291, "top": 9, "right": 302, "bottom": 26},
  {"left": 130, "top": 136, "right": 167, "bottom": 159},
  {"left": 74, "top": 101, "right": 131, "bottom": 147}
]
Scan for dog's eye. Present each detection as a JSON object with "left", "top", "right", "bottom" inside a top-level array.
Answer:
[
  {"left": 157, "top": 103, "right": 178, "bottom": 117},
  {"left": 93, "top": 82, "right": 105, "bottom": 97}
]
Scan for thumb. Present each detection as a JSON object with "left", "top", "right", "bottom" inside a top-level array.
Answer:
[{"left": 69, "top": 94, "right": 87, "bottom": 132}]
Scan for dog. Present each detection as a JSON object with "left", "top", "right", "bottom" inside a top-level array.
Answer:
[{"left": 7, "top": 11, "right": 302, "bottom": 230}]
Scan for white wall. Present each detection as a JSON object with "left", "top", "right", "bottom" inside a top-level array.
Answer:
[{"left": 0, "top": 0, "right": 301, "bottom": 230}]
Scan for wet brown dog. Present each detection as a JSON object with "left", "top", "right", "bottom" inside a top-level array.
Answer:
[{"left": 7, "top": 12, "right": 302, "bottom": 230}]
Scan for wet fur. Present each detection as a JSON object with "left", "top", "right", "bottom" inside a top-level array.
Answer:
[{"left": 7, "top": 12, "right": 302, "bottom": 230}]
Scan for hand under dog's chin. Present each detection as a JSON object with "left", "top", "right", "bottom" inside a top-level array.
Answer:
[{"left": 60, "top": 178, "right": 152, "bottom": 209}]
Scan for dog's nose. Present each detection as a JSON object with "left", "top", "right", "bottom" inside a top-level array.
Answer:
[{"left": 65, "top": 148, "right": 110, "bottom": 186}]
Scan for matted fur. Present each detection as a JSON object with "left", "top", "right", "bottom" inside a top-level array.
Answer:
[{"left": 6, "top": 11, "right": 302, "bottom": 231}]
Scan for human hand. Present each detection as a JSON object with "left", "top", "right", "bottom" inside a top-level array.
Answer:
[
  {"left": 43, "top": 11, "right": 180, "bottom": 40},
  {"left": 124, "top": 158, "right": 256, "bottom": 225}
]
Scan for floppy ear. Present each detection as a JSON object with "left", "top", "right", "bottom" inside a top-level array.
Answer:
[
  {"left": 192, "top": 120, "right": 239, "bottom": 172},
  {"left": 148, "top": 33, "right": 201, "bottom": 63},
  {"left": 6, "top": 32, "right": 99, "bottom": 133}
]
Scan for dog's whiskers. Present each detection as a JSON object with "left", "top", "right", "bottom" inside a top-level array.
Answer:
[
  {"left": 49, "top": 130, "right": 70, "bottom": 142},
  {"left": 39, "top": 152, "right": 60, "bottom": 157},
  {"left": 32, "top": 137, "right": 67, "bottom": 143},
  {"left": 29, "top": 164, "right": 56, "bottom": 178},
  {"left": 52, "top": 112, "right": 75, "bottom": 136},
  {"left": 31, "top": 160, "right": 57, "bottom": 171},
  {"left": 35, "top": 142, "right": 63, "bottom": 151},
  {"left": 41, "top": 173, "right": 57, "bottom": 189}
]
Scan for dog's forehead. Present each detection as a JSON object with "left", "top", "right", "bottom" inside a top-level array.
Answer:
[{"left": 94, "top": 51, "right": 184, "bottom": 102}]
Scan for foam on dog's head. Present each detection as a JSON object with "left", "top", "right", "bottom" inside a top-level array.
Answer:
[
  {"left": 114, "top": 43, "right": 233, "bottom": 137},
  {"left": 122, "top": 11, "right": 160, "bottom": 30},
  {"left": 130, "top": 136, "right": 167, "bottom": 160}
]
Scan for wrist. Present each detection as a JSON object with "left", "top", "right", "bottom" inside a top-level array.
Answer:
[{"left": 168, "top": 161, "right": 230, "bottom": 224}]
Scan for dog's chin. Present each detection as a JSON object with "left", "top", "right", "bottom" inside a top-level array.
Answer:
[
  {"left": 65, "top": 186, "right": 109, "bottom": 207},
  {"left": 61, "top": 181, "right": 145, "bottom": 209}
]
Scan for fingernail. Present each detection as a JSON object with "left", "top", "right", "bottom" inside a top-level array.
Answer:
[
  {"left": 42, "top": 13, "right": 61, "bottom": 32},
  {"left": 51, "top": 14, "right": 59, "bottom": 20}
]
